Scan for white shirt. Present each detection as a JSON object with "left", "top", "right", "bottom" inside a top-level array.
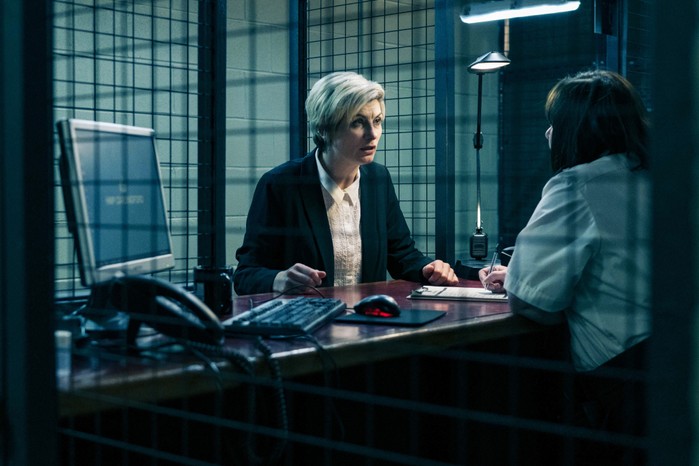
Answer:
[
  {"left": 315, "top": 151, "right": 362, "bottom": 286},
  {"left": 505, "top": 154, "right": 651, "bottom": 371}
]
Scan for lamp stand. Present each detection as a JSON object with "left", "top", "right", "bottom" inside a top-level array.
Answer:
[{"left": 469, "top": 72, "right": 488, "bottom": 260}]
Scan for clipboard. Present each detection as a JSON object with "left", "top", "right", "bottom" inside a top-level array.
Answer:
[{"left": 408, "top": 286, "right": 508, "bottom": 302}]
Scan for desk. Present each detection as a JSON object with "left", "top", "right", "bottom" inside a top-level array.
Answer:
[
  {"left": 60, "top": 280, "right": 570, "bottom": 465},
  {"left": 59, "top": 279, "right": 543, "bottom": 418}
]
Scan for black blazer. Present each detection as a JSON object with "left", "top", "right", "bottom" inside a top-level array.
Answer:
[{"left": 233, "top": 151, "right": 432, "bottom": 295}]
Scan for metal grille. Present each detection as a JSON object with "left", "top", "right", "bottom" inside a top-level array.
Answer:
[
  {"left": 46, "top": 1, "right": 661, "bottom": 466},
  {"left": 53, "top": 0, "right": 201, "bottom": 296},
  {"left": 306, "top": 0, "right": 437, "bottom": 257}
]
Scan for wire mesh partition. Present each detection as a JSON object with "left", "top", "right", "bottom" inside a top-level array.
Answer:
[
  {"left": 297, "top": 2, "right": 651, "bottom": 466},
  {"left": 52, "top": 1, "right": 238, "bottom": 463},
  {"left": 53, "top": 0, "right": 202, "bottom": 297},
  {"left": 52, "top": 1, "right": 653, "bottom": 465},
  {"left": 498, "top": 0, "right": 654, "bottom": 247},
  {"left": 306, "top": 0, "right": 438, "bottom": 257}
]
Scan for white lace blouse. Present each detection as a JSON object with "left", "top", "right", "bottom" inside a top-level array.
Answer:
[{"left": 316, "top": 151, "right": 362, "bottom": 286}]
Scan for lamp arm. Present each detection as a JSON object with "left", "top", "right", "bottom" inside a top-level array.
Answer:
[
  {"left": 474, "top": 72, "right": 484, "bottom": 229},
  {"left": 473, "top": 73, "right": 484, "bottom": 150}
]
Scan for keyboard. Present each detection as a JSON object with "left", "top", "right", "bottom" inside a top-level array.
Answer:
[{"left": 222, "top": 297, "right": 346, "bottom": 337}]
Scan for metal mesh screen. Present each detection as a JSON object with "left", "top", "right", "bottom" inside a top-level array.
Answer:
[
  {"left": 306, "top": 0, "right": 437, "bottom": 257},
  {"left": 49, "top": 1, "right": 657, "bottom": 465},
  {"left": 53, "top": 0, "right": 201, "bottom": 296}
]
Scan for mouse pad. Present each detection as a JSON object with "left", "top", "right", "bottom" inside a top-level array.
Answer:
[{"left": 335, "top": 309, "right": 446, "bottom": 327}]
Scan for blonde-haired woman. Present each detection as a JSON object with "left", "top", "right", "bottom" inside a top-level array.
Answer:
[{"left": 234, "top": 71, "right": 457, "bottom": 295}]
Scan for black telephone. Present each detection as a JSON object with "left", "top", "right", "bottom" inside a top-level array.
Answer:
[{"left": 92, "top": 275, "right": 225, "bottom": 346}]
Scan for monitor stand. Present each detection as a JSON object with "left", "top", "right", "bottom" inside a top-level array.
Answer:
[
  {"left": 79, "top": 282, "right": 131, "bottom": 339},
  {"left": 79, "top": 280, "right": 175, "bottom": 349}
]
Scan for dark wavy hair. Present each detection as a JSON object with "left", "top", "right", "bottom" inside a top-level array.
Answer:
[{"left": 544, "top": 70, "right": 649, "bottom": 172}]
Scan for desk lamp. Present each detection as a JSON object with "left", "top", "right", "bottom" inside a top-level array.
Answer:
[{"left": 467, "top": 51, "right": 510, "bottom": 260}]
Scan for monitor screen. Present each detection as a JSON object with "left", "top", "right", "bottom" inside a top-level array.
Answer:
[{"left": 57, "top": 119, "right": 175, "bottom": 287}]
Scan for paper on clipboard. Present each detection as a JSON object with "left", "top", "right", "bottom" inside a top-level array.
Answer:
[{"left": 408, "top": 285, "right": 508, "bottom": 302}]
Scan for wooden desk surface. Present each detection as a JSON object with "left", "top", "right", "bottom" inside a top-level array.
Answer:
[{"left": 60, "top": 279, "right": 542, "bottom": 417}]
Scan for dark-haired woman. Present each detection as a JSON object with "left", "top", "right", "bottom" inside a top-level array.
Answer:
[{"left": 480, "top": 70, "right": 650, "bottom": 464}]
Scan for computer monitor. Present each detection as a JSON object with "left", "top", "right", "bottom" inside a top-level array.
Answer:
[{"left": 57, "top": 119, "right": 175, "bottom": 287}]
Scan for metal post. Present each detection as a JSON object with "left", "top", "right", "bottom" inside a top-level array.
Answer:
[
  {"left": 0, "top": 0, "right": 57, "bottom": 463},
  {"left": 290, "top": 0, "right": 308, "bottom": 158},
  {"left": 198, "top": 0, "right": 228, "bottom": 268},
  {"left": 434, "top": 0, "right": 456, "bottom": 262}
]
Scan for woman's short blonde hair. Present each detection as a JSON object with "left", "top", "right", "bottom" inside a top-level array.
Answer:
[{"left": 305, "top": 71, "right": 385, "bottom": 150}]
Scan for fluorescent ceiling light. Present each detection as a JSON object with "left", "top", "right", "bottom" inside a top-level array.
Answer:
[{"left": 461, "top": 1, "right": 581, "bottom": 24}]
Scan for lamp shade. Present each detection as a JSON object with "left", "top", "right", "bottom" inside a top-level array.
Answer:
[{"left": 467, "top": 51, "right": 511, "bottom": 73}]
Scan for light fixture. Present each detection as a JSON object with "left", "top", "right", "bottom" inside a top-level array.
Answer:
[
  {"left": 468, "top": 51, "right": 511, "bottom": 73},
  {"left": 461, "top": 0, "right": 581, "bottom": 24},
  {"left": 467, "top": 52, "right": 510, "bottom": 260}
]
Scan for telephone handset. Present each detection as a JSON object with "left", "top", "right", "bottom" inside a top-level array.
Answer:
[{"left": 101, "top": 275, "right": 225, "bottom": 346}]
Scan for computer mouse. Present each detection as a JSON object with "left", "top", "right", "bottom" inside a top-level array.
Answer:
[{"left": 353, "top": 294, "right": 401, "bottom": 317}]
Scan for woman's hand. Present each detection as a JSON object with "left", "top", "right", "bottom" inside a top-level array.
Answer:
[
  {"left": 422, "top": 260, "right": 459, "bottom": 286},
  {"left": 479, "top": 265, "right": 508, "bottom": 293},
  {"left": 273, "top": 263, "right": 327, "bottom": 293}
]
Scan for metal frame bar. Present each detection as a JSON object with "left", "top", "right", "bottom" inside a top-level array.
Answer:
[
  {"left": 1, "top": 0, "right": 57, "bottom": 463},
  {"left": 649, "top": 0, "right": 696, "bottom": 463},
  {"left": 434, "top": 0, "right": 456, "bottom": 262},
  {"left": 290, "top": 0, "right": 308, "bottom": 158},
  {"left": 198, "top": 0, "right": 228, "bottom": 268}
]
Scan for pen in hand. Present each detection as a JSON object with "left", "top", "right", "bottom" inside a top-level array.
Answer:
[
  {"left": 483, "top": 249, "right": 498, "bottom": 291},
  {"left": 487, "top": 249, "right": 498, "bottom": 275}
]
